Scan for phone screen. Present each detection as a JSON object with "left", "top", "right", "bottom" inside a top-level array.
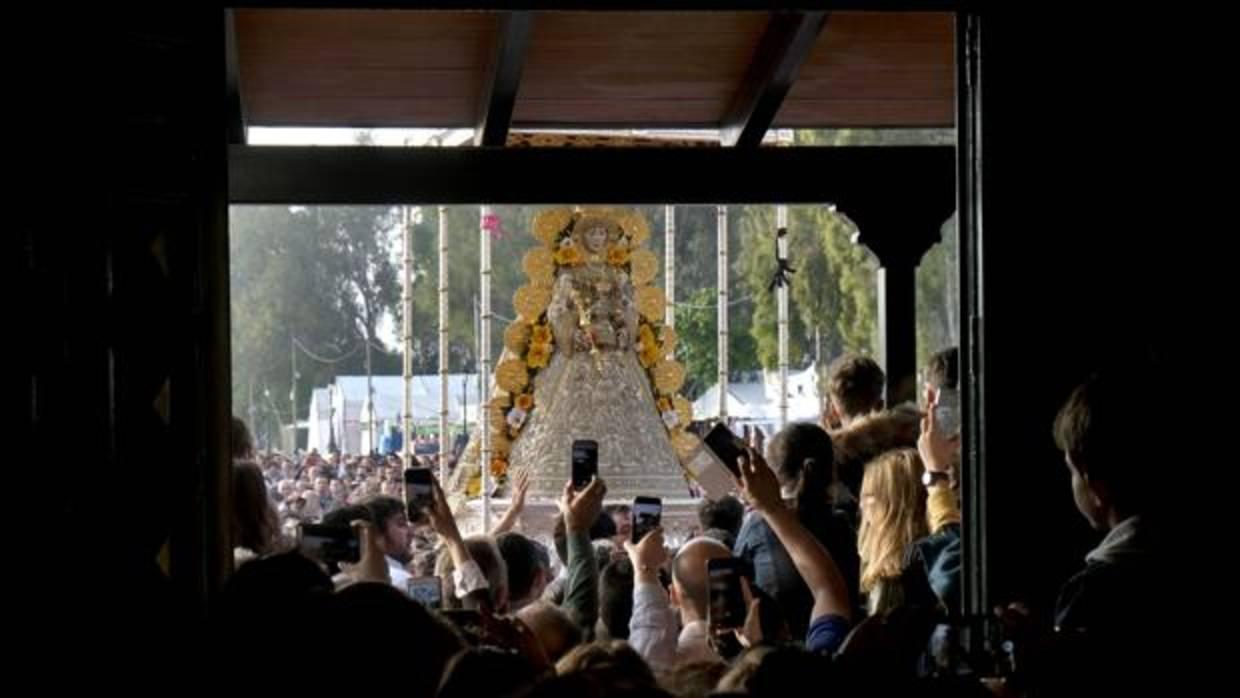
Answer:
[
  {"left": 407, "top": 576, "right": 443, "bottom": 609},
  {"left": 631, "top": 496, "right": 663, "bottom": 544},
  {"left": 404, "top": 467, "right": 434, "bottom": 513},
  {"left": 571, "top": 440, "right": 599, "bottom": 489},
  {"left": 703, "top": 424, "right": 746, "bottom": 478},
  {"left": 298, "top": 524, "right": 361, "bottom": 564},
  {"left": 707, "top": 558, "right": 747, "bottom": 630}
]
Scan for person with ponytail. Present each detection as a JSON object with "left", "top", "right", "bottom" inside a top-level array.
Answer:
[{"left": 733, "top": 423, "right": 861, "bottom": 637}]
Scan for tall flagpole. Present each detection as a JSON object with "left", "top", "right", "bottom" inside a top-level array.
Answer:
[
  {"left": 438, "top": 205, "right": 450, "bottom": 483},
  {"left": 479, "top": 206, "right": 493, "bottom": 531},
  {"left": 717, "top": 205, "right": 729, "bottom": 421}
]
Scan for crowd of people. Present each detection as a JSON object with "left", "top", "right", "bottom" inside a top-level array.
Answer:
[{"left": 223, "top": 347, "right": 1171, "bottom": 696}]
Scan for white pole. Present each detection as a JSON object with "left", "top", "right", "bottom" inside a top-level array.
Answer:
[
  {"left": 664, "top": 204, "right": 676, "bottom": 329},
  {"left": 479, "top": 206, "right": 493, "bottom": 530},
  {"left": 402, "top": 206, "right": 414, "bottom": 470},
  {"left": 777, "top": 204, "right": 790, "bottom": 429},
  {"left": 438, "top": 206, "right": 450, "bottom": 484},
  {"left": 717, "top": 205, "right": 729, "bottom": 421}
]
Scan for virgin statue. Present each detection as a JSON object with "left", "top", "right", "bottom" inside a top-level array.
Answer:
[{"left": 455, "top": 208, "right": 698, "bottom": 502}]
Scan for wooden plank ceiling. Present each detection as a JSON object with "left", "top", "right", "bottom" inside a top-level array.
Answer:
[{"left": 235, "top": 9, "right": 953, "bottom": 132}]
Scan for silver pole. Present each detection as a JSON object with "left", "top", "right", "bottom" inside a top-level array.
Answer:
[
  {"left": 717, "top": 205, "right": 729, "bottom": 420},
  {"left": 438, "top": 206, "right": 450, "bottom": 484},
  {"left": 777, "top": 204, "right": 790, "bottom": 429},
  {"left": 402, "top": 206, "right": 414, "bottom": 469},
  {"left": 479, "top": 206, "right": 493, "bottom": 530}
]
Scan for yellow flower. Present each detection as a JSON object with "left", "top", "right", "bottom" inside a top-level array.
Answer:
[
  {"left": 531, "top": 323, "right": 553, "bottom": 345},
  {"left": 657, "top": 396, "right": 672, "bottom": 413},
  {"left": 607, "top": 245, "right": 630, "bottom": 266},
  {"left": 639, "top": 323, "right": 656, "bottom": 347},
  {"left": 640, "top": 344, "right": 661, "bottom": 368},
  {"left": 554, "top": 244, "right": 583, "bottom": 266},
  {"left": 490, "top": 457, "right": 509, "bottom": 478},
  {"left": 526, "top": 342, "right": 552, "bottom": 368},
  {"left": 515, "top": 392, "right": 535, "bottom": 412}
]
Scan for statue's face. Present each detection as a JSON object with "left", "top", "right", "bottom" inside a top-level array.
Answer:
[{"left": 583, "top": 225, "right": 608, "bottom": 253}]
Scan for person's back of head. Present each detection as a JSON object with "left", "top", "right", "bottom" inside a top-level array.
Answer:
[
  {"left": 556, "top": 640, "right": 656, "bottom": 689},
  {"left": 232, "top": 461, "right": 280, "bottom": 556},
  {"left": 766, "top": 423, "right": 836, "bottom": 522},
  {"left": 858, "top": 448, "right": 928, "bottom": 612},
  {"left": 1054, "top": 367, "right": 1158, "bottom": 527},
  {"left": 464, "top": 535, "right": 510, "bottom": 611},
  {"left": 597, "top": 557, "right": 634, "bottom": 640},
  {"left": 670, "top": 537, "right": 732, "bottom": 621},
  {"left": 698, "top": 495, "right": 745, "bottom": 539},
  {"left": 660, "top": 659, "right": 727, "bottom": 698},
  {"left": 219, "top": 551, "right": 334, "bottom": 661},
  {"left": 718, "top": 645, "right": 833, "bottom": 698},
  {"left": 498, "top": 531, "right": 550, "bottom": 610},
  {"left": 438, "top": 646, "right": 544, "bottom": 698},
  {"left": 326, "top": 582, "right": 463, "bottom": 694},
  {"left": 826, "top": 354, "right": 886, "bottom": 426},
  {"left": 925, "top": 347, "right": 959, "bottom": 391},
  {"left": 518, "top": 600, "right": 584, "bottom": 664},
  {"left": 231, "top": 416, "right": 255, "bottom": 461}
]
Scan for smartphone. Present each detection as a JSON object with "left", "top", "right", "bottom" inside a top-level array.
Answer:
[
  {"left": 571, "top": 440, "right": 599, "bottom": 490},
  {"left": 404, "top": 467, "right": 434, "bottom": 518},
  {"left": 298, "top": 523, "right": 361, "bottom": 564},
  {"left": 703, "top": 424, "right": 747, "bottom": 479},
  {"left": 407, "top": 576, "right": 443, "bottom": 609},
  {"left": 707, "top": 557, "right": 748, "bottom": 631},
  {"left": 631, "top": 496, "right": 663, "bottom": 544},
  {"left": 934, "top": 388, "right": 961, "bottom": 436}
]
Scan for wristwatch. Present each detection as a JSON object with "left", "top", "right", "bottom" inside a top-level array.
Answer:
[{"left": 922, "top": 470, "right": 951, "bottom": 488}]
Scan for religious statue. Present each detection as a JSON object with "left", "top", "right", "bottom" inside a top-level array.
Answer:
[{"left": 454, "top": 208, "right": 699, "bottom": 502}]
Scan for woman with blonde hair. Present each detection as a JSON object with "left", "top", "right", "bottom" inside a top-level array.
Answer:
[{"left": 857, "top": 448, "right": 928, "bottom": 615}]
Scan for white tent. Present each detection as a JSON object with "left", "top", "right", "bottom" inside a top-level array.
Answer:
[
  {"left": 692, "top": 362, "right": 822, "bottom": 434},
  {"left": 308, "top": 373, "right": 481, "bottom": 455}
]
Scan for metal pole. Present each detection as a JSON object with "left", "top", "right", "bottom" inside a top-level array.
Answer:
[
  {"left": 717, "top": 205, "right": 729, "bottom": 420},
  {"left": 438, "top": 205, "right": 450, "bottom": 483},
  {"left": 664, "top": 204, "right": 676, "bottom": 329},
  {"left": 290, "top": 336, "right": 297, "bottom": 453},
  {"left": 402, "top": 206, "right": 414, "bottom": 470},
  {"left": 365, "top": 339, "right": 374, "bottom": 456},
  {"left": 777, "top": 204, "right": 789, "bottom": 429},
  {"left": 479, "top": 206, "right": 493, "bottom": 530}
]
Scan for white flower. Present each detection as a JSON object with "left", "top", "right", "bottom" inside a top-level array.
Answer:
[
  {"left": 507, "top": 408, "right": 528, "bottom": 429},
  {"left": 559, "top": 237, "right": 574, "bottom": 249},
  {"left": 662, "top": 410, "right": 679, "bottom": 430}
]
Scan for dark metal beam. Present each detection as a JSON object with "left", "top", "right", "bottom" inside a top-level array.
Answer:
[
  {"left": 227, "top": 2, "right": 964, "bottom": 11},
  {"left": 228, "top": 144, "right": 954, "bottom": 208},
  {"left": 474, "top": 11, "right": 532, "bottom": 147},
  {"left": 720, "top": 11, "right": 829, "bottom": 148},
  {"left": 225, "top": 9, "right": 246, "bottom": 144}
]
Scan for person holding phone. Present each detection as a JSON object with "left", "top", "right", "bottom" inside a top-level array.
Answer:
[
  {"left": 625, "top": 527, "right": 733, "bottom": 672},
  {"left": 733, "top": 423, "right": 860, "bottom": 637},
  {"left": 733, "top": 445, "right": 853, "bottom": 655}
]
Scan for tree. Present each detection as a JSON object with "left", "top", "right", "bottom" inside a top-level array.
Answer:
[{"left": 230, "top": 204, "right": 403, "bottom": 445}]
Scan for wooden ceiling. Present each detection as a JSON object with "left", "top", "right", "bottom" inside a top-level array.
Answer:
[{"left": 234, "top": 9, "right": 954, "bottom": 135}]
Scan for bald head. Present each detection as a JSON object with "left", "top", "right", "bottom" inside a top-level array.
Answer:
[{"left": 671, "top": 537, "right": 733, "bottom": 619}]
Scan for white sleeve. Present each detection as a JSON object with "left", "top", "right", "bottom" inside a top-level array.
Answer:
[{"left": 628, "top": 581, "right": 677, "bottom": 674}]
